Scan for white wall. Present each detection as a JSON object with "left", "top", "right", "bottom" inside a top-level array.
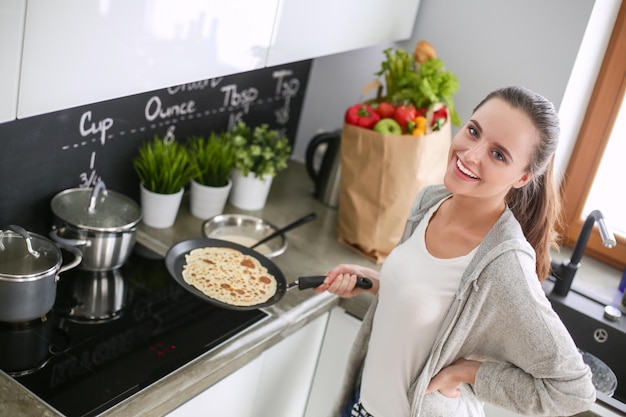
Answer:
[{"left": 292, "top": 0, "right": 610, "bottom": 184}]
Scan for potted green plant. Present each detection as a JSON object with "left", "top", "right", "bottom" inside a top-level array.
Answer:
[
  {"left": 187, "top": 132, "right": 237, "bottom": 219},
  {"left": 133, "top": 135, "right": 195, "bottom": 228},
  {"left": 228, "top": 121, "right": 292, "bottom": 210}
]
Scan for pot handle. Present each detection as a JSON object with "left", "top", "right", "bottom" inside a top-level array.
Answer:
[
  {"left": 56, "top": 243, "right": 83, "bottom": 276},
  {"left": 88, "top": 180, "right": 108, "bottom": 212},
  {"left": 49, "top": 229, "right": 91, "bottom": 247},
  {"left": 7, "top": 225, "right": 41, "bottom": 258}
]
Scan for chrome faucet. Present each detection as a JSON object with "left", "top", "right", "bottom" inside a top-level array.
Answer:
[{"left": 551, "top": 210, "right": 616, "bottom": 296}]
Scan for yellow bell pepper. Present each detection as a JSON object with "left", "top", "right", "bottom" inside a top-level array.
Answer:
[{"left": 412, "top": 116, "right": 427, "bottom": 136}]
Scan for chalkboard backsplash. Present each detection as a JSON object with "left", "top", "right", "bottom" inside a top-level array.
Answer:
[{"left": 0, "top": 61, "right": 311, "bottom": 234}]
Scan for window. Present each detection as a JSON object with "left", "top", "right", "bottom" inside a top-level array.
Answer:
[
  {"left": 560, "top": 1, "right": 626, "bottom": 270},
  {"left": 583, "top": 97, "right": 626, "bottom": 235}
]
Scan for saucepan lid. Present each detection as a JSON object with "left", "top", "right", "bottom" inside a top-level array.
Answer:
[
  {"left": 0, "top": 226, "right": 61, "bottom": 278},
  {"left": 51, "top": 182, "right": 142, "bottom": 232}
]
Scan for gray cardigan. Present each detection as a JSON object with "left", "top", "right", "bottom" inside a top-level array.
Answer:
[{"left": 332, "top": 185, "right": 596, "bottom": 416}]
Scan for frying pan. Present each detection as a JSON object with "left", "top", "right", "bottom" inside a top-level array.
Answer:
[{"left": 164, "top": 238, "right": 371, "bottom": 311}]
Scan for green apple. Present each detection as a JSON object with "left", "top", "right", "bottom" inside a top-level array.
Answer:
[{"left": 373, "top": 118, "right": 402, "bottom": 134}]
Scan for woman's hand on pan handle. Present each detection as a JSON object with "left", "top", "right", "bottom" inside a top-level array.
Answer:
[{"left": 314, "top": 264, "right": 380, "bottom": 298}]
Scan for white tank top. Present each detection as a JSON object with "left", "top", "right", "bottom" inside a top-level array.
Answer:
[{"left": 360, "top": 199, "right": 477, "bottom": 417}]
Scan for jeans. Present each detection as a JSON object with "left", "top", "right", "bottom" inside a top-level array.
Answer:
[{"left": 341, "top": 388, "right": 374, "bottom": 417}]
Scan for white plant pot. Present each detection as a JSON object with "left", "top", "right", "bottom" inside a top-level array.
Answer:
[
  {"left": 229, "top": 170, "right": 273, "bottom": 211},
  {"left": 140, "top": 184, "right": 184, "bottom": 228},
  {"left": 190, "top": 179, "right": 232, "bottom": 219}
]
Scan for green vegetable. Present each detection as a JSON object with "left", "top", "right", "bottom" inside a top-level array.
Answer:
[
  {"left": 376, "top": 48, "right": 461, "bottom": 126},
  {"left": 376, "top": 48, "right": 413, "bottom": 103}
]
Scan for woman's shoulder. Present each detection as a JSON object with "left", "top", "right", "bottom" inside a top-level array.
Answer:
[{"left": 467, "top": 209, "right": 538, "bottom": 286}]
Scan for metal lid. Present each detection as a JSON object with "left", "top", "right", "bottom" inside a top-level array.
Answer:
[
  {"left": 0, "top": 227, "right": 61, "bottom": 278},
  {"left": 51, "top": 184, "right": 142, "bottom": 232},
  {"left": 580, "top": 349, "right": 618, "bottom": 396},
  {"left": 603, "top": 305, "right": 622, "bottom": 322}
]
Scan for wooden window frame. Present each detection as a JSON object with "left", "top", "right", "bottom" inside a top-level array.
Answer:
[{"left": 559, "top": 1, "right": 626, "bottom": 270}]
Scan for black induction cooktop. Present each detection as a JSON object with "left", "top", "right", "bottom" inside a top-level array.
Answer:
[{"left": 0, "top": 245, "right": 268, "bottom": 417}]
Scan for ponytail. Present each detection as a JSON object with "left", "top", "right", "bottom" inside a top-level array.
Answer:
[
  {"left": 476, "top": 86, "right": 561, "bottom": 282},
  {"left": 506, "top": 158, "right": 562, "bottom": 282}
]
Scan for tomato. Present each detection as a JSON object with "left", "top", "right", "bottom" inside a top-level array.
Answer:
[
  {"left": 375, "top": 102, "right": 396, "bottom": 119},
  {"left": 393, "top": 104, "right": 418, "bottom": 131}
]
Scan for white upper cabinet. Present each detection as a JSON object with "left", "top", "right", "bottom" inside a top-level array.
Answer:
[
  {"left": 0, "top": 1, "right": 26, "bottom": 123},
  {"left": 17, "top": 0, "right": 279, "bottom": 119},
  {"left": 16, "top": 0, "right": 420, "bottom": 119},
  {"left": 266, "top": 0, "right": 421, "bottom": 66}
]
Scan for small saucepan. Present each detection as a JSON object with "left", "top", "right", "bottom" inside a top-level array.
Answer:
[
  {"left": 50, "top": 182, "right": 142, "bottom": 271},
  {"left": 165, "top": 238, "right": 371, "bottom": 311},
  {"left": 0, "top": 225, "right": 82, "bottom": 323}
]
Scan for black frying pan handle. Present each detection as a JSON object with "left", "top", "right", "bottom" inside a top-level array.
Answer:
[{"left": 297, "top": 275, "right": 373, "bottom": 290}]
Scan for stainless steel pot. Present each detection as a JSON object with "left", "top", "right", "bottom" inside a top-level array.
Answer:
[
  {"left": 50, "top": 182, "right": 142, "bottom": 271},
  {"left": 0, "top": 226, "right": 82, "bottom": 323}
]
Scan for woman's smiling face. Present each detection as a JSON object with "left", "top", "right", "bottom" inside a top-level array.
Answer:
[{"left": 443, "top": 97, "right": 539, "bottom": 203}]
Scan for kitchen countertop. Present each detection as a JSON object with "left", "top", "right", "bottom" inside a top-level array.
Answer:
[{"left": 0, "top": 162, "right": 617, "bottom": 417}]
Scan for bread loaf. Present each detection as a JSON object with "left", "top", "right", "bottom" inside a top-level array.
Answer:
[{"left": 414, "top": 40, "right": 437, "bottom": 64}]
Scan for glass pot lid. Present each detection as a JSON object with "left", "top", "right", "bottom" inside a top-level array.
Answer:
[
  {"left": 0, "top": 228, "right": 61, "bottom": 277},
  {"left": 51, "top": 184, "right": 142, "bottom": 232}
]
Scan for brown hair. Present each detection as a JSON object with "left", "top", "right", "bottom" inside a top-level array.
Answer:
[{"left": 474, "top": 86, "right": 562, "bottom": 282}]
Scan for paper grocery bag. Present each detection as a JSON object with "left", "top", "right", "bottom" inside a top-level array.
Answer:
[{"left": 337, "top": 120, "right": 451, "bottom": 263}]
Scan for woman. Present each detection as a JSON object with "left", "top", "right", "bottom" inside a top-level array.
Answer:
[{"left": 315, "top": 86, "right": 596, "bottom": 416}]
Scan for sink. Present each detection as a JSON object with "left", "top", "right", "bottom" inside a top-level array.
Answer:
[{"left": 544, "top": 279, "right": 626, "bottom": 414}]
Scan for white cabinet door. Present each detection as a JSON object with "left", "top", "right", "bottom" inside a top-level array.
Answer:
[
  {"left": 254, "top": 312, "right": 329, "bottom": 417},
  {"left": 266, "top": 0, "right": 421, "bottom": 67},
  {"left": 18, "top": 0, "right": 278, "bottom": 118},
  {"left": 0, "top": 0, "right": 26, "bottom": 124},
  {"left": 165, "top": 354, "right": 263, "bottom": 417},
  {"left": 167, "top": 313, "right": 328, "bottom": 417},
  {"left": 304, "top": 307, "right": 362, "bottom": 417}
]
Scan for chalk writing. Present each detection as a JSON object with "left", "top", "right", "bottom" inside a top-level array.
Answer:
[
  {"left": 228, "top": 112, "right": 245, "bottom": 131},
  {"left": 275, "top": 106, "right": 290, "bottom": 125},
  {"left": 167, "top": 79, "right": 211, "bottom": 94},
  {"left": 220, "top": 84, "right": 258, "bottom": 113},
  {"left": 274, "top": 78, "right": 300, "bottom": 125},
  {"left": 163, "top": 126, "right": 176, "bottom": 145},
  {"left": 272, "top": 70, "right": 293, "bottom": 96},
  {"left": 145, "top": 96, "right": 197, "bottom": 122},
  {"left": 80, "top": 111, "right": 114, "bottom": 146},
  {"left": 79, "top": 151, "right": 101, "bottom": 187}
]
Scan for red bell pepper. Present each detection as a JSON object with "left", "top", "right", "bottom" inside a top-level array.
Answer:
[
  {"left": 345, "top": 104, "right": 380, "bottom": 129},
  {"left": 432, "top": 107, "right": 448, "bottom": 131}
]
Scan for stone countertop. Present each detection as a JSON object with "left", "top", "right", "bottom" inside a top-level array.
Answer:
[{"left": 0, "top": 162, "right": 378, "bottom": 417}]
